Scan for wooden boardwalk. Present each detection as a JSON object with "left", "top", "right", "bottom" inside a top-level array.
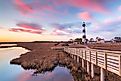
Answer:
[{"left": 63, "top": 47, "right": 121, "bottom": 81}]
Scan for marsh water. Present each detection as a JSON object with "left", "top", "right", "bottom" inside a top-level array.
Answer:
[{"left": 0, "top": 46, "right": 74, "bottom": 81}]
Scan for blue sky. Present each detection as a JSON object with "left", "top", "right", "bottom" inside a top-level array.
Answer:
[{"left": 0, "top": 0, "right": 121, "bottom": 42}]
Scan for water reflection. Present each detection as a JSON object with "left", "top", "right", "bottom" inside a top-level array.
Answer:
[
  {"left": 28, "top": 66, "right": 74, "bottom": 81},
  {"left": 0, "top": 44, "right": 17, "bottom": 47},
  {"left": 0, "top": 47, "right": 29, "bottom": 81},
  {"left": 0, "top": 47, "right": 74, "bottom": 81}
]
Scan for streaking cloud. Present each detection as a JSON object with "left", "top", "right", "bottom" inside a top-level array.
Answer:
[
  {"left": 9, "top": 22, "right": 45, "bottom": 34},
  {"left": 9, "top": 28, "right": 43, "bottom": 34},
  {"left": 16, "top": 22, "right": 43, "bottom": 30},
  {"left": 51, "top": 29, "right": 70, "bottom": 35},
  {"left": 14, "top": 0, "right": 34, "bottom": 15},
  {"left": 68, "top": 0, "right": 108, "bottom": 13},
  {"left": 90, "top": 17, "right": 121, "bottom": 32},
  {"left": 13, "top": 0, "right": 109, "bottom": 18},
  {"left": 51, "top": 22, "right": 89, "bottom": 35}
]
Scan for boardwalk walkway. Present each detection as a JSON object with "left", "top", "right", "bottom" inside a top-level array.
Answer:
[{"left": 63, "top": 46, "right": 121, "bottom": 81}]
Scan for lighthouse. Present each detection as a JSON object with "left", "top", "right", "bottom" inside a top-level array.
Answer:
[{"left": 82, "top": 22, "right": 87, "bottom": 44}]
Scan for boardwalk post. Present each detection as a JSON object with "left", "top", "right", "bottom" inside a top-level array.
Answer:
[
  {"left": 104, "top": 52, "right": 107, "bottom": 80},
  {"left": 90, "top": 50, "right": 94, "bottom": 78},
  {"left": 82, "top": 59, "right": 85, "bottom": 68},
  {"left": 104, "top": 52, "right": 107, "bottom": 69},
  {"left": 96, "top": 51, "right": 98, "bottom": 65},
  {"left": 75, "top": 55, "right": 76, "bottom": 60},
  {"left": 76, "top": 49, "right": 79, "bottom": 62},
  {"left": 91, "top": 63, "right": 94, "bottom": 78},
  {"left": 87, "top": 61, "right": 90, "bottom": 74},
  {"left": 82, "top": 50, "right": 85, "bottom": 68},
  {"left": 77, "top": 56, "right": 79, "bottom": 62},
  {"left": 101, "top": 68, "right": 105, "bottom": 81},
  {"left": 75, "top": 55, "right": 77, "bottom": 60},
  {"left": 119, "top": 55, "right": 121, "bottom": 76},
  {"left": 100, "top": 52, "right": 107, "bottom": 81}
]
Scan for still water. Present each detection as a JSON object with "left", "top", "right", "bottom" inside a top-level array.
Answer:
[{"left": 0, "top": 47, "right": 74, "bottom": 81}]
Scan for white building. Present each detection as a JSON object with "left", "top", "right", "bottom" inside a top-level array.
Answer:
[{"left": 96, "top": 37, "right": 105, "bottom": 43}]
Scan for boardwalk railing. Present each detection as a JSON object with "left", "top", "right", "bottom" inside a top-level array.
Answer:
[{"left": 63, "top": 47, "right": 121, "bottom": 81}]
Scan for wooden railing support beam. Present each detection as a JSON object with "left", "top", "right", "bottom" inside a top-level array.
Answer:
[
  {"left": 82, "top": 59, "right": 85, "bottom": 68},
  {"left": 87, "top": 61, "right": 90, "bottom": 74},
  {"left": 77, "top": 56, "right": 79, "bottom": 63},
  {"left": 100, "top": 68, "right": 105, "bottom": 81},
  {"left": 91, "top": 63, "right": 94, "bottom": 78}
]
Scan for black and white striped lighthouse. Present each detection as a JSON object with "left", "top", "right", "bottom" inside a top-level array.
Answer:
[{"left": 82, "top": 22, "right": 86, "bottom": 44}]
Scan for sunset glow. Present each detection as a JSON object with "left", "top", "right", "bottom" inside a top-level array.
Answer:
[{"left": 0, "top": 0, "right": 121, "bottom": 42}]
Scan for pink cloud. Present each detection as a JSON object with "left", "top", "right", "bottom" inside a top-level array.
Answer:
[
  {"left": 16, "top": 22, "right": 43, "bottom": 30},
  {"left": 14, "top": 0, "right": 35, "bottom": 14},
  {"left": 29, "top": 30, "right": 43, "bottom": 34},
  {"left": 49, "top": 0, "right": 108, "bottom": 13},
  {"left": 68, "top": 0, "right": 107, "bottom": 13},
  {"left": 51, "top": 23, "right": 72, "bottom": 35},
  {"left": 78, "top": 12, "right": 92, "bottom": 20},
  {"left": 14, "top": 22, "right": 46, "bottom": 34},
  {"left": 13, "top": 0, "right": 108, "bottom": 18},
  {"left": 9, "top": 28, "right": 44, "bottom": 34},
  {"left": 51, "top": 29, "right": 69, "bottom": 35},
  {"left": 9, "top": 28, "right": 30, "bottom": 32},
  {"left": 47, "top": 0, "right": 108, "bottom": 13},
  {"left": 13, "top": 0, "right": 66, "bottom": 17}
]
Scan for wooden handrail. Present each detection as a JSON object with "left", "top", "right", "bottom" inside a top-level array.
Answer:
[{"left": 64, "top": 47, "right": 121, "bottom": 76}]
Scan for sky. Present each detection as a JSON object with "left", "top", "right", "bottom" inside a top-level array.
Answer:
[{"left": 0, "top": 0, "right": 121, "bottom": 42}]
